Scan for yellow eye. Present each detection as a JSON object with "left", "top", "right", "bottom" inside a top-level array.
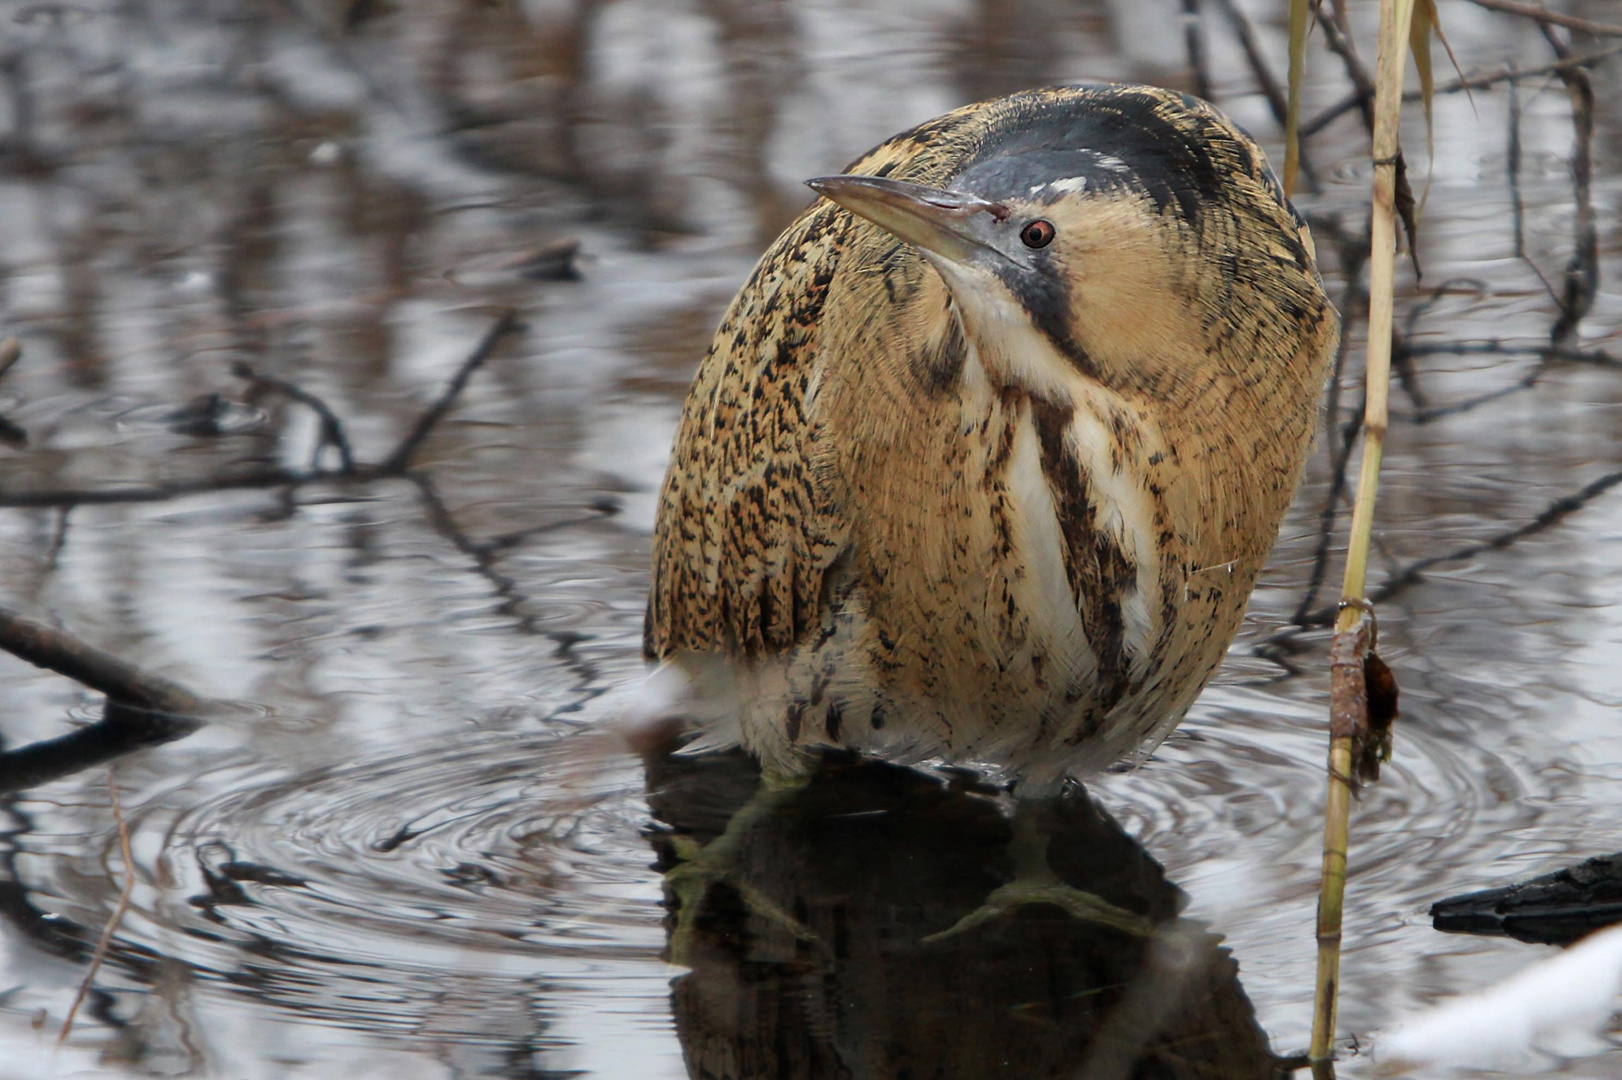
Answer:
[{"left": 1020, "top": 219, "right": 1055, "bottom": 248}]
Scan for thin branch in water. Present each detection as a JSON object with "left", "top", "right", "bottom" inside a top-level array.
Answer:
[
  {"left": 379, "top": 308, "right": 520, "bottom": 473},
  {"left": 1402, "top": 278, "right": 1489, "bottom": 338},
  {"left": 1400, "top": 338, "right": 1622, "bottom": 423},
  {"left": 1300, "top": 45, "right": 1622, "bottom": 138},
  {"left": 1390, "top": 278, "right": 1493, "bottom": 414},
  {"left": 409, "top": 471, "right": 539, "bottom": 633},
  {"left": 0, "top": 311, "right": 523, "bottom": 512},
  {"left": 0, "top": 705, "right": 199, "bottom": 795},
  {"left": 1507, "top": 73, "right": 1562, "bottom": 306},
  {"left": 408, "top": 472, "right": 606, "bottom": 701},
  {"left": 1371, "top": 467, "right": 1622, "bottom": 605},
  {"left": 1389, "top": 329, "right": 1428, "bottom": 413},
  {"left": 1181, "top": 0, "right": 1211, "bottom": 102},
  {"left": 1463, "top": 0, "right": 1622, "bottom": 39},
  {"left": 1542, "top": 26, "right": 1598, "bottom": 350},
  {"left": 46, "top": 505, "right": 71, "bottom": 570},
  {"left": 1295, "top": 466, "right": 1622, "bottom": 627},
  {"left": 232, "top": 361, "right": 356, "bottom": 474},
  {"left": 1404, "top": 340, "right": 1621, "bottom": 365},
  {"left": 0, "top": 464, "right": 319, "bottom": 511},
  {"left": 58, "top": 770, "right": 136, "bottom": 1047},
  {"left": 1412, "top": 368, "right": 1537, "bottom": 423},
  {"left": 1317, "top": 1, "right": 1377, "bottom": 136},
  {"left": 1211, "top": 0, "right": 1319, "bottom": 188},
  {"left": 0, "top": 604, "right": 206, "bottom": 716}
]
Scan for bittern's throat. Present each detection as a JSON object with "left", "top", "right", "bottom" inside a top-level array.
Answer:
[{"left": 647, "top": 84, "right": 1338, "bottom": 786}]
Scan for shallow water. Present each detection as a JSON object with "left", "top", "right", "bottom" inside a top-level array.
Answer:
[{"left": 2, "top": 1, "right": 1622, "bottom": 1077}]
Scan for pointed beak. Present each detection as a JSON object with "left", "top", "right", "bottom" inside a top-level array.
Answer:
[{"left": 806, "top": 175, "right": 1010, "bottom": 267}]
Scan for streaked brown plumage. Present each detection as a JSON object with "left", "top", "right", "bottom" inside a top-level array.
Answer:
[{"left": 646, "top": 84, "right": 1337, "bottom": 787}]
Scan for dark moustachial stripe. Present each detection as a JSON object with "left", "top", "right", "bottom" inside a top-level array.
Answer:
[
  {"left": 1028, "top": 396, "right": 1135, "bottom": 714},
  {"left": 993, "top": 261, "right": 1099, "bottom": 381}
]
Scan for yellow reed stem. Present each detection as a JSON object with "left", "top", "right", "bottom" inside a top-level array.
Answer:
[{"left": 1310, "top": 0, "right": 1415, "bottom": 1064}]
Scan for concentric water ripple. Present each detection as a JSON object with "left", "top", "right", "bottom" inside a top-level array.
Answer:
[{"left": 13, "top": 727, "right": 669, "bottom": 1042}]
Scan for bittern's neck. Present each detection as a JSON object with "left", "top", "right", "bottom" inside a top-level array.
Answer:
[{"left": 946, "top": 291, "right": 1308, "bottom": 576}]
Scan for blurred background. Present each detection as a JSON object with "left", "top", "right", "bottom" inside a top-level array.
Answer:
[{"left": 0, "top": 0, "right": 1620, "bottom": 1076}]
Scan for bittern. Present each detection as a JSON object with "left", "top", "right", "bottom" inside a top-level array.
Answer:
[{"left": 646, "top": 84, "right": 1337, "bottom": 792}]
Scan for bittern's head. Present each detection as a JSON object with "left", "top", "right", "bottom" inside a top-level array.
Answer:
[{"left": 808, "top": 85, "right": 1331, "bottom": 405}]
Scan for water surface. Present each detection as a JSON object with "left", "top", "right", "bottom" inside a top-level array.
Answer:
[{"left": 2, "top": 1, "right": 1621, "bottom": 1076}]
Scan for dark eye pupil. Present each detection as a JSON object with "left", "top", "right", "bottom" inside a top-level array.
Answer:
[{"left": 1020, "top": 220, "right": 1055, "bottom": 248}]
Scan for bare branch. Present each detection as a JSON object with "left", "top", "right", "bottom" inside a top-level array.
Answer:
[
  {"left": 233, "top": 362, "right": 356, "bottom": 473},
  {"left": 379, "top": 308, "right": 520, "bottom": 473},
  {"left": 1294, "top": 467, "right": 1622, "bottom": 627},
  {"left": 0, "top": 310, "right": 524, "bottom": 511},
  {"left": 0, "top": 604, "right": 206, "bottom": 716},
  {"left": 1301, "top": 45, "right": 1622, "bottom": 138},
  {"left": 0, "top": 712, "right": 199, "bottom": 795},
  {"left": 1315, "top": 3, "right": 1378, "bottom": 136},
  {"left": 0, "top": 465, "right": 324, "bottom": 510},
  {"left": 1181, "top": 0, "right": 1212, "bottom": 102},
  {"left": 1463, "top": 0, "right": 1622, "bottom": 38},
  {"left": 58, "top": 771, "right": 136, "bottom": 1047},
  {"left": 1543, "top": 26, "right": 1599, "bottom": 349},
  {"left": 1210, "top": 0, "right": 1319, "bottom": 187}
]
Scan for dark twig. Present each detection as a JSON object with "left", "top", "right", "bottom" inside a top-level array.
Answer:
[
  {"left": 1543, "top": 27, "right": 1598, "bottom": 350},
  {"left": 1463, "top": 0, "right": 1622, "bottom": 38},
  {"left": 1301, "top": 45, "right": 1622, "bottom": 138},
  {"left": 410, "top": 471, "right": 539, "bottom": 633},
  {"left": 0, "top": 465, "right": 325, "bottom": 510},
  {"left": 1210, "top": 0, "right": 1319, "bottom": 188},
  {"left": 408, "top": 472, "right": 608, "bottom": 709},
  {"left": 1295, "top": 467, "right": 1622, "bottom": 627},
  {"left": 1413, "top": 377, "right": 1533, "bottom": 423},
  {"left": 1507, "top": 74, "right": 1562, "bottom": 306},
  {"left": 1181, "top": 0, "right": 1211, "bottom": 103},
  {"left": 0, "top": 708, "right": 199, "bottom": 795},
  {"left": 46, "top": 505, "right": 71, "bottom": 569},
  {"left": 0, "top": 604, "right": 205, "bottom": 717},
  {"left": 1390, "top": 278, "right": 1493, "bottom": 414},
  {"left": 1401, "top": 340, "right": 1620, "bottom": 368},
  {"left": 1316, "top": 3, "right": 1377, "bottom": 136},
  {"left": 58, "top": 771, "right": 135, "bottom": 1047},
  {"left": 1404, "top": 336, "right": 1622, "bottom": 423},
  {"left": 409, "top": 470, "right": 613, "bottom": 637},
  {"left": 232, "top": 361, "right": 356, "bottom": 473},
  {"left": 0, "top": 310, "right": 522, "bottom": 512},
  {"left": 379, "top": 308, "right": 520, "bottom": 473},
  {"left": 1389, "top": 329, "right": 1428, "bottom": 414}
]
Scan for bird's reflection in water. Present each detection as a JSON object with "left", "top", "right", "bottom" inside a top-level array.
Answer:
[{"left": 641, "top": 743, "right": 1289, "bottom": 1080}]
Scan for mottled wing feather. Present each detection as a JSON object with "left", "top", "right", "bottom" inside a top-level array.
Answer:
[{"left": 645, "top": 204, "right": 855, "bottom": 660}]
